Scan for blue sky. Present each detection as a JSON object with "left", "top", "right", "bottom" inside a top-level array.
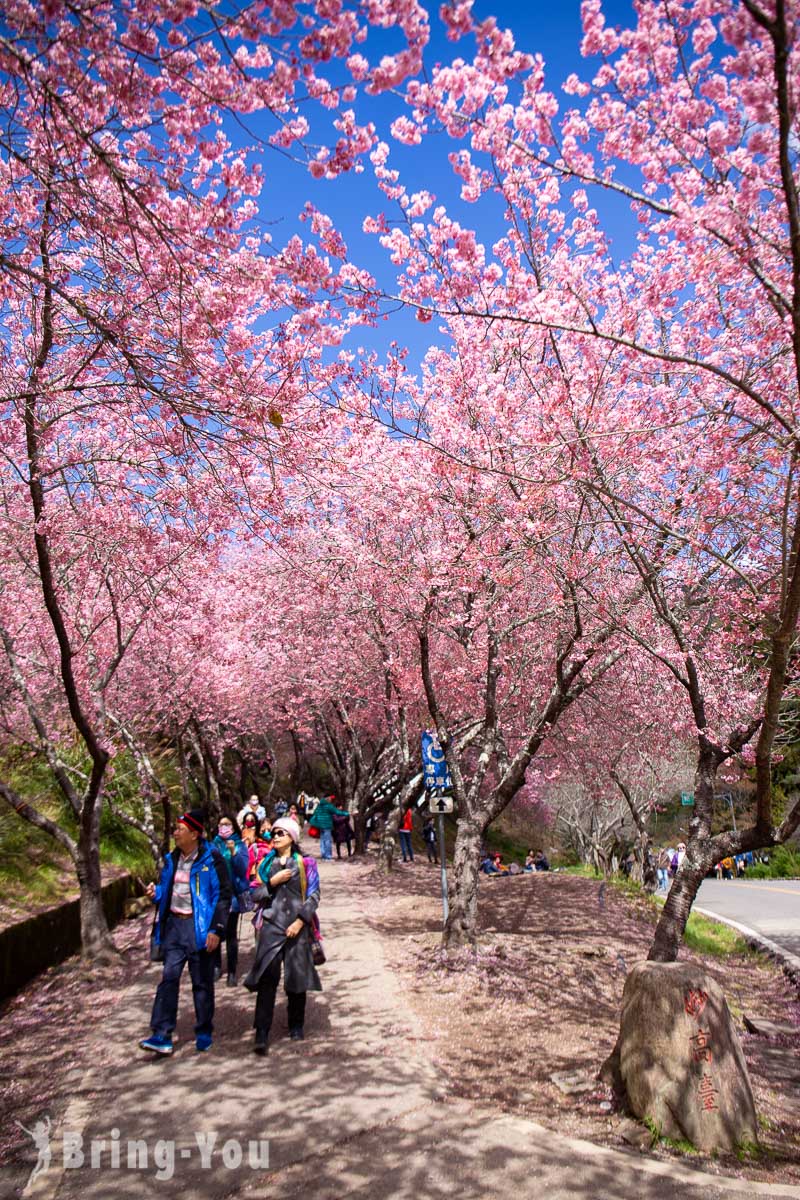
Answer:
[{"left": 252, "top": 0, "right": 639, "bottom": 370}]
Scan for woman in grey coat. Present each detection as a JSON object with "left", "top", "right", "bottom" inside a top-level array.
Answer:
[{"left": 243, "top": 817, "right": 321, "bottom": 1054}]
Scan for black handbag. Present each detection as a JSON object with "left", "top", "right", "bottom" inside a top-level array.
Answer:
[
  {"left": 149, "top": 913, "right": 165, "bottom": 963},
  {"left": 311, "top": 937, "right": 326, "bottom": 967}
]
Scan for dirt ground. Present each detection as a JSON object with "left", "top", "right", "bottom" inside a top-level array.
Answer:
[
  {"left": 360, "top": 857, "right": 800, "bottom": 1186},
  {"left": 3, "top": 854, "right": 800, "bottom": 1190},
  {"left": 0, "top": 916, "right": 146, "bottom": 1176}
]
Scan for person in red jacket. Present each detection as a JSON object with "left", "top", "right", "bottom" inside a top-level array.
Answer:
[{"left": 398, "top": 807, "right": 414, "bottom": 862}]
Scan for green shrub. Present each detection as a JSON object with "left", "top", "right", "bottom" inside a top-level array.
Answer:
[{"left": 748, "top": 843, "right": 800, "bottom": 879}]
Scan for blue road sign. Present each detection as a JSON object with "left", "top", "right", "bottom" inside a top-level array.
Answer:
[{"left": 421, "top": 731, "right": 452, "bottom": 792}]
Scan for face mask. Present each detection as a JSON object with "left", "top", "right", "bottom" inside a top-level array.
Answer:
[{"left": 219, "top": 826, "right": 233, "bottom": 838}]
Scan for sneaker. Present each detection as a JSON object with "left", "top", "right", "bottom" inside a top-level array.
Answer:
[
  {"left": 195, "top": 1034, "right": 213, "bottom": 1052},
  {"left": 254, "top": 1031, "right": 268, "bottom": 1056},
  {"left": 139, "top": 1034, "right": 173, "bottom": 1056},
  {"left": 289, "top": 1027, "right": 305, "bottom": 1041},
  {"left": 226, "top": 973, "right": 237, "bottom": 987}
]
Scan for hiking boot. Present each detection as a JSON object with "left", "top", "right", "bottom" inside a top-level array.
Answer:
[
  {"left": 139, "top": 1034, "right": 173, "bottom": 1056},
  {"left": 289, "top": 1027, "right": 305, "bottom": 1041},
  {"left": 195, "top": 1033, "right": 213, "bottom": 1052},
  {"left": 226, "top": 973, "right": 237, "bottom": 987},
  {"left": 254, "top": 1031, "right": 268, "bottom": 1056}
]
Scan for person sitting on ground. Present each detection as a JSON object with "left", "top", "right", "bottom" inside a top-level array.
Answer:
[
  {"left": 534, "top": 851, "right": 550, "bottom": 872},
  {"left": 524, "top": 849, "right": 536, "bottom": 871},
  {"left": 480, "top": 853, "right": 500, "bottom": 875}
]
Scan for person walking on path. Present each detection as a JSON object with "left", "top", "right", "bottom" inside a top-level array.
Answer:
[
  {"left": 237, "top": 794, "right": 266, "bottom": 829},
  {"left": 398, "top": 806, "right": 414, "bottom": 862},
  {"left": 211, "top": 815, "right": 250, "bottom": 986},
  {"left": 244, "top": 817, "right": 322, "bottom": 1054},
  {"left": 312, "top": 795, "right": 350, "bottom": 862},
  {"left": 140, "top": 809, "right": 231, "bottom": 1056},
  {"left": 333, "top": 810, "right": 355, "bottom": 858},
  {"left": 422, "top": 816, "right": 438, "bottom": 864},
  {"left": 246, "top": 817, "right": 273, "bottom": 885}
]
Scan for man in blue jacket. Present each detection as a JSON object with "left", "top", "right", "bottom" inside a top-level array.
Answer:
[{"left": 140, "top": 809, "right": 231, "bottom": 1056}]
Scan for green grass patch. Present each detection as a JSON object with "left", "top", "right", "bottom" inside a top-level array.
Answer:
[
  {"left": 609, "top": 874, "right": 753, "bottom": 959},
  {"left": 643, "top": 1116, "right": 697, "bottom": 1155},
  {"left": 683, "top": 910, "right": 751, "bottom": 958},
  {"left": 0, "top": 744, "right": 159, "bottom": 914}
]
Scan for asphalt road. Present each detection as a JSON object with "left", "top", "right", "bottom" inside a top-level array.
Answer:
[{"left": 695, "top": 878, "right": 800, "bottom": 959}]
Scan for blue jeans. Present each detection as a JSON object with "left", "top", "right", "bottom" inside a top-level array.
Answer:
[
  {"left": 150, "top": 914, "right": 215, "bottom": 1038},
  {"left": 320, "top": 829, "right": 333, "bottom": 860},
  {"left": 657, "top": 867, "right": 669, "bottom": 891},
  {"left": 399, "top": 829, "right": 413, "bottom": 861}
]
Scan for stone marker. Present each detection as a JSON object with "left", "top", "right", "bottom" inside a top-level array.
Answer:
[
  {"left": 617, "top": 962, "right": 758, "bottom": 1153},
  {"left": 743, "top": 1015, "right": 799, "bottom": 1039}
]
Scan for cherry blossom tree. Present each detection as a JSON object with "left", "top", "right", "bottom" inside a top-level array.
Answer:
[
  {"left": 349, "top": 0, "right": 800, "bottom": 959},
  {"left": 0, "top": 0, "right": 431, "bottom": 954}
]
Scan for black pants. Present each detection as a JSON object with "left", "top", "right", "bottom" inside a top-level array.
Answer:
[
  {"left": 335, "top": 838, "right": 353, "bottom": 858},
  {"left": 213, "top": 910, "right": 239, "bottom": 977},
  {"left": 426, "top": 842, "right": 438, "bottom": 863},
  {"left": 254, "top": 950, "right": 306, "bottom": 1035},
  {"left": 151, "top": 914, "right": 214, "bottom": 1037}
]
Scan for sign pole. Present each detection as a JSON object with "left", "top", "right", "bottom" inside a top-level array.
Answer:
[
  {"left": 437, "top": 807, "right": 449, "bottom": 925},
  {"left": 420, "top": 732, "right": 453, "bottom": 931}
]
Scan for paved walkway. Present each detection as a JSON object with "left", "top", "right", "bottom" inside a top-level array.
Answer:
[{"left": 14, "top": 857, "right": 800, "bottom": 1200}]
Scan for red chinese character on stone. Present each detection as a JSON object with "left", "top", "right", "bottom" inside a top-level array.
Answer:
[
  {"left": 698, "top": 1072, "right": 718, "bottom": 1112},
  {"left": 689, "top": 1029, "right": 713, "bottom": 1063},
  {"left": 684, "top": 988, "right": 709, "bottom": 1017}
]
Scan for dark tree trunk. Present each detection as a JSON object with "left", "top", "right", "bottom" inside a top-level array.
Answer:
[
  {"left": 76, "top": 837, "right": 114, "bottom": 959},
  {"left": 159, "top": 788, "right": 172, "bottom": 858},
  {"left": 647, "top": 741, "right": 719, "bottom": 961},
  {"left": 443, "top": 818, "right": 484, "bottom": 948},
  {"left": 379, "top": 807, "right": 401, "bottom": 872},
  {"left": 647, "top": 857, "right": 709, "bottom": 962}
]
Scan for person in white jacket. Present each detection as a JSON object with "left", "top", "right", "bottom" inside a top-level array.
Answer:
[{"left": 237, "top": 794, "right": 266, "bottom": 828}]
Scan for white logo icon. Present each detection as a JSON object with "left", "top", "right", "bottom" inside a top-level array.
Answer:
[{"left": 16, "top": 1114, "right": 52, "bottom": 1187}]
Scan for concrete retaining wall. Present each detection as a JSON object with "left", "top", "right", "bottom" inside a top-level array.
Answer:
[{"left": 0, "top": 874, "right": 138, "bottom": 1002}]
